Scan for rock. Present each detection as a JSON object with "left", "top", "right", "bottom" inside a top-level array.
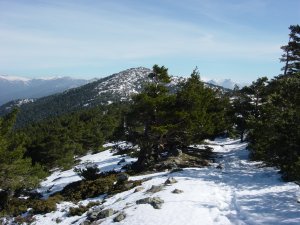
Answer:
[
  {"left": 113, "top": 212, "right": 126, "bottom": 222},
  {"left": 151, "top": 197, "right": 164, "bottom": 209},
  {"left": 174, "top": 149, "right": 182, "bottom": 156},
  {"left": 116, "top": 173, "right": 129, "bottom": 183},
  {"left": 91, "top": 221, "right": 103, "bottom": 225},
  {"left": 124, "top": 182, "right": 134, "bottom": 189},
  {"left": 87, "top": 209, "right": 102, "bottom": 221},
  {"left": 136, "top": 197, "right": 164, "bottom": 209},
  {"left": 216, "top": 163, "right": 223, "bottom": 169},
  {"left": 136, "top": 197, "right": 152, "bottom": 205},
  {"left": 117, "top": 158, "right": 126, "bottom": 165},
  {"left": 134, "top": 186, "right": 145, "bottom": 192},
  {"left": 173, "top": 159, "right": 181, "bottom": 164},
  {"left": 80, "top": 220, "right": 91, "bottom": 225},
  {"left": 147, "top": 185, "right": 164, "bottom": 193},
  {"left": 87, "top": 212, "right": 98, "bottom": 221},
  {"left": 172, "top": 189, "right": 183, "bottom": 194},
  {"left": 97, "top": 209, "right": 114, "bottom": 219},
  {"left": 164, "top": 177, "right": 177, "bottom": 185}
]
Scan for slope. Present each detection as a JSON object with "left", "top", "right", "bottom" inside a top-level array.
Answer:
[
  {"left": 30, "top": 138, "right": 300, "bottom": 225},
  {"left": 0, "top": 67, "right": 229, "bottom": 127}
]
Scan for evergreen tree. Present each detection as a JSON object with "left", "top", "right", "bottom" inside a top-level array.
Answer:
[
  {"left": 247, "top": 25, "right": 300, "bottom": 181},
  {"left": 0, "top": 109, "right": 46, "bottom": 209},
  {"left": 126, "top": 66, "right": 230, "bottom": 170},
  {"left": 126, "top": 65, "right": 173, "bottom": 169},
  {"left": 230, "top": 86, "right": 251, "bottom": 142},
  {"left": 173, "top": 68, "right": 230, "bottom": 145},
  {"left": 280, "top": 25, "right": 300, "bottom": 76}
]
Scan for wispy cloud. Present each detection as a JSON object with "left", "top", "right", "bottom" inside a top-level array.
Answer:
[{"left": 0, "top": 0, "right": 298, "bottom": 81}]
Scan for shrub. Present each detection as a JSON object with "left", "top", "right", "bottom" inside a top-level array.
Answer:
[
  {"left": 14, "top": 214, "right": 35, "bottom": 224},
  {"left": 60, "top": 175, "right": 116, "bottom": 202},
  {"left": 0, "top": 195, "right": 63, "bottom": 217},
  {"left": 0, "top": 198, "right": 28, "bottom": 217},
  {"left": 74, "top": 164, "right": 101, "bottom": 180},
  {"left": 68, "top": 201, "right": 101, "bottom": 217},
  {"left": 68, "top": 205, "right": 88, "bottom": 216}
]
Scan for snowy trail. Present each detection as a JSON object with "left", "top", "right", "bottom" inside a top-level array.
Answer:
[{"left": 34, "top": 139, "right": 300, "bottom": 225}]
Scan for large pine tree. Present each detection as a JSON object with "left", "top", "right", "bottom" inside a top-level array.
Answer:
[
  {"left": 126, "top": 66, "right": 230, "bottom": 170},
  {"left": 247, "top": 25, "right": 300, "bottom": 181},
  {"left": 280, "top": 24, "right": 300, "bottom": 76}
]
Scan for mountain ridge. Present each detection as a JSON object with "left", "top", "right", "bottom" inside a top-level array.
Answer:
[
  {"left": 0, "top": 67, "right": 230, "bottom": 126},
  {"left": 0, "top": 75, "right": 90, "bottom": 105}
]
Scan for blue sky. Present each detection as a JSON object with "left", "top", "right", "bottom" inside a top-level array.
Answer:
[{"left": 0, "top": 0, "right": 299, "bottom": 83}]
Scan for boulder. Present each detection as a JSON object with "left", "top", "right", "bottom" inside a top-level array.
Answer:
[
  {"left": 97, "top": 208, "right": 114, "bottom": 219},
  {"left": 124, "top": 182, "right": 134, "bottom": 189},
  {"left": 80, "top": 220, "right": 91, "bottom": 225},
  {"left": 113, "top": 212, "right": 126, "bottom": 222},
  {"left": 216, "top": 163, "right": 223, "bottom": 169},
  {"left": 134, "top": 186, "right": 145, "bottom": 193},
  {"left": 172, "top": 189, "right": 183, "bottom": 194},
  {"left": 147, "top": 185, "right": 164, "bottom": 193},
  {"left": 87, "top": 208, "right": 102, "bottom": 221},
  {"left": 136, "top": 197, "right": 164, "bottom": 209},
  {"left": 117, "top": 158, "right": 126, "bottom": 165},
  {"left": 164, "top": 177, "right": 177, "bottom": 185},
  {"left": 87, "top": 212, "right": 98, "bottom": 221},
  {"left": 136, "top": 197, "right": 152, "bottom": 205},
  {"left": 151, "top": 197, "right": 164, "bottom": 209},
  {"left": 174, "top": 149, "right": 182, "bottom": 156}
]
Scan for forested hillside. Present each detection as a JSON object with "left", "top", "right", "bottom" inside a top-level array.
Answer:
[{"left": 0, "top": 67, "right": 229, "bottom": 128}]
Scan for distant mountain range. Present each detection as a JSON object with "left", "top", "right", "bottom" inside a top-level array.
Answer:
[
  {"left": 202, "top": 78, "right": 246, "bottom": 90},
  {"left": 0, "top": 75, "right": 89, "bottom": 105},
  {"left": 0, "top": 67, "right": 233, "bottom": 126}
]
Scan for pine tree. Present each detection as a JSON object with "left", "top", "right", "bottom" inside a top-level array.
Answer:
[
  {"left": 126, "top": 65, "right": 173, "bottom": 169},
  {"left": 247, "top": 25, "right": 300, "bottom": 181},
  {"left": 126, "top": 66, "right": 230, "bottom": 170},
  {"left": 280, "top": 25, "right": 300, "bottom": 76},
  {"left": 173, "top": 68, "right": 230, "bottom": 145},
  {"left": 0, "top": 109, "right": 46, "bottom": 209}
]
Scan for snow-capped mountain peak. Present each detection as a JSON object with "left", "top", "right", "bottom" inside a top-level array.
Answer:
[
  {"left": 202, "top": 77, "right": 246, "bottom": 89},
  {"left": 0, "top": 75, "right": 89, "bottom": 106},
  {"left": 0, "top": 74, "right": 30, "bottom": 82}
]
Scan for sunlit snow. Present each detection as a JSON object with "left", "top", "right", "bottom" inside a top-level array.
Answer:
[{"left": 34, "top": 139, "right": 300, "bottom": 225}]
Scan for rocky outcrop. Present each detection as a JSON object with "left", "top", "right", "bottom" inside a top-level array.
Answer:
[
  {"left": 136, "top": 197, "right": 164, "bottom": 209},
  {"left": 164, "top": 177, "right": 177, "bottom": 185},
  {"left": 134, "top": 186, "right": 145, "bottom": 192},
  {"left": 172, "top": 189, "right": 183, "bottom": 194},
  {"left": 87, "top": 208, "right": 114, "bottom": 221},
  {"left": 113, "top": 212, "right": 126, "bottom": 222},
  {"left": 147, "top": 185, "right": 164, "bottom": 193}
]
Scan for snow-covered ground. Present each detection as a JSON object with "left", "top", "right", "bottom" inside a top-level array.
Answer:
[
  {"left": 34, "top": 139, "right": 300, "bottom": 225},
  {"left": 38, "top": 142, "right": 136, "bottom": 197}
]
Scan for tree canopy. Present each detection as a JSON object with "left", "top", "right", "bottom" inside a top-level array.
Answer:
[{"left": 126, "top": 66, "right": 231, "bottom": 170}]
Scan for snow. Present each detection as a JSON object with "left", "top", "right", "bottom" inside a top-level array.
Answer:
[
  {"left": 33, "top": 138, "right": 300, "bottom": 225},
  {"left": 37, "top": 144, "right": 137, "bottom": 197},
  {"left": 15, "top": 98, "right": 34, "bottom": 106},
  {"left": 0, "top": 75, "right": 30, "bottom": 82}
]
